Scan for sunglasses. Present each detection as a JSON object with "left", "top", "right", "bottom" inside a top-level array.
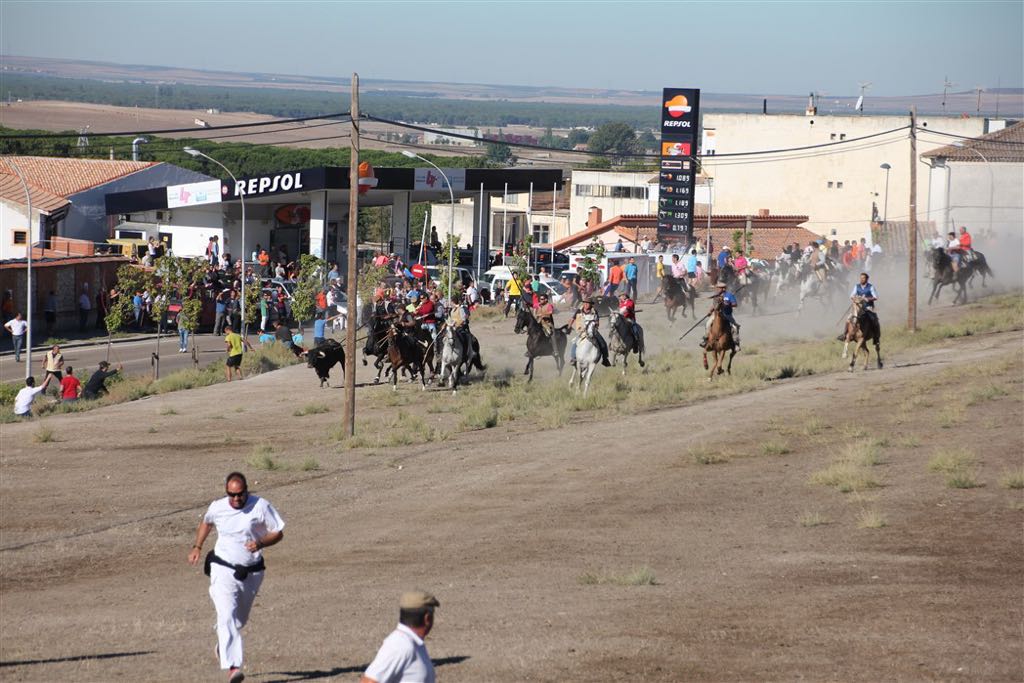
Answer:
[{"left": 226, "top": 489, "right": 248, "bottom": 499}]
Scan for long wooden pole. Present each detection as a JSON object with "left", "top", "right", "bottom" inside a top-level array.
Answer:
[
  {"left": 908, "top": 107, "right": 918, "bottom": 332},
  {"left": 343, "top": 74, "right": 360, "bottom": 437}
]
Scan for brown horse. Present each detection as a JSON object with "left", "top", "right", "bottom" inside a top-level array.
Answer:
[
  {"left": 840, "top": 298, "right": 883, "bottom": 372},
  {"left": 662, "top": 275, "right": 695, "bottom": 322},
  {"left": 702, "top": 301, "right": 737, "bottom": 380}
]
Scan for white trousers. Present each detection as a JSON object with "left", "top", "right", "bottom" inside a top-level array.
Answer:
[{"left": 209, "top": 564, "right": 264, "bottom": 670}]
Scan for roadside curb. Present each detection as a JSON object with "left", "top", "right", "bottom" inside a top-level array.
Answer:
[{"left": 0, "top": 333, "right": 220, "bottom": 357}]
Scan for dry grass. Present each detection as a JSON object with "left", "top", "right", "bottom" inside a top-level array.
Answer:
[
  {"left": 810, "top": 461, "right": 881, "bottom": 493},
  {"left": 160, "top": 407, "right": 178, "bottom": 416},
  {"left": 928, "top": 448, "right": 977, "bottom": 474},
  {"left": 856, "top": 509, "right": 888, "bottom": 529},
  {"left": 293, "top": 403, "right": 330, "bottom": 417},
  {"left": 692, "top": 450, "right": 730, "bottom": 465},
  {"left": 798, "top": 511, "right": 830, "bottom": 527},
  {"left": 300, "top": 457, "right": 320, "bottom": 471},
  {"left": 843, "top": 441, "right": 884, "bottom": 467},
  {"left": 32, "top": 426, "right": 56, "bottom": 443},
  {"left": 802, "top": 417, "right": 826, "bottom": 436},
  {"left": 761, "top": 440, "right": 791, "bottom": 456},
  {"left": 578, "top": 566, "right": 657, "bottom": 586},
  {"left": 998, "top": 468, "right": 1024, "bottom": 490},
  {"left": 246, "top": 445, "right": 281, "bottom": 471},
  {"left": 937, "top": 406, "right": 965, "bottom": 429},
  {"left": 966, "top": 384, "right": 1010, "bottom": 406},
  {"left": 946, "top": 469, "right": 983, "bottom": 489},
  {"left": 333, "top": 412, "right": 448, "bottom": 449}
]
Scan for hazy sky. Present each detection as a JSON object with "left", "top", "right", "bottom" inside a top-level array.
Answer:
[{"left": 2, "top": 1, "right": 1021, "bottom": 96}]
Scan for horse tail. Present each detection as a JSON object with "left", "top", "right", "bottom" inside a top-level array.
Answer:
[{"left": 473, "top": 354, "right": 487, "bottom": 371}]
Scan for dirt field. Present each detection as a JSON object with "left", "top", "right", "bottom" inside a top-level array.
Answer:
[{"left": 1, "top": 293, "right": 1022, "bottom": 682}]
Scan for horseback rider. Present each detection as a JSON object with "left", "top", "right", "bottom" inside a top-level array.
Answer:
[
  {"left": 414, "top": 290, "right": 438, "bottom": 339},
  {"left": 701, "top": 282, "right": 740, "bottom": 351},
  {"left": 533, "top": 293, "right": 555, "bottom": 337},
  {"left": 617, "top": 292, "right": 643, "bottom": 354},
  {"left": 946, "top": 231, "right": 963, "bottom": 272},
  {"left": 448, "top": 293, "right": 473, "bottom": 357},
  {"left": 808, "top": 241, "right": 826, "bottom": 282},
  {"left": 569, "top": 299, "right": 611, "bottom": 368},
  {"left": 850, "top": 272, "right": 879, "bottom": 324},
  {"left": 958, "top": 226, "right": 974, "bottom": 264}
]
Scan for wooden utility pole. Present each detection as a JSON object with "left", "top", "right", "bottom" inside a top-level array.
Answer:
[
  {"left": 907, "top": 107, "right": 918, "bottom": 332},
  {"left": 342, "top": 74, "right": 360, "bottom": 437}
]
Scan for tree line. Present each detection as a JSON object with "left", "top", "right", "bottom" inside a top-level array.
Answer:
[{"left": 1, "top": 73, "right": 660, "bottom": 129}]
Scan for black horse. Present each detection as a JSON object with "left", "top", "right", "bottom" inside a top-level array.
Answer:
[
  {"left": 514, "top": 303, "right": 569, "bottom": 381},
  {"left": 661, "top": 275, "right": 696, "bottom": 322},
  {"left": 720, "top": 264, "right": 763, "bottom": 315},
  {"left": 928, "top": 248, "right": 994, "bottom": 305},
  {"left": 362, "top": 307, "right": 394, "bottom": 383}
]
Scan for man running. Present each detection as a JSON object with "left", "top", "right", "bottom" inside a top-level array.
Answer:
[
  {"left": 224, "top": 325, "right": 252, "bottom": 382},
  {"left": 188, "top": 472, "right": 285, "bottom": 683}
]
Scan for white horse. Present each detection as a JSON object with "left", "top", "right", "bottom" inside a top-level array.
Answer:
[
  {"left": 568, "top": 320, "right": 601, "bottom": 397},
  {"left": 607, "top": 312, "right": 645, "bottom": 375},
  {"left": 438, "top": 324, "right": 466, "bottom": 394}
]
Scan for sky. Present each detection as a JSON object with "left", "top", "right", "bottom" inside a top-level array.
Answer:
[{"left": 2, "top": 1, "right": 1021, "bottom": 96}]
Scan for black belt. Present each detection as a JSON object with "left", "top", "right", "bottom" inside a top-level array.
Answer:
[{"left": 204, "top": 550, "right": 265, "bottom": 581}]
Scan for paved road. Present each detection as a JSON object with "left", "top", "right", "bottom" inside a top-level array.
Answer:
[{"left": 0, "top": 333, "right": 233, "bottom": 385}]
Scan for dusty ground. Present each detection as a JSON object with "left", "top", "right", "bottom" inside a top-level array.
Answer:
[{"left": 1, "top": 293, "right": 1022, "bottom": 682}]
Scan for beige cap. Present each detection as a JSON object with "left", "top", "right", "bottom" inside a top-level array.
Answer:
[{"left": 399, "top": 590, "right": 440, "bottom": 610}]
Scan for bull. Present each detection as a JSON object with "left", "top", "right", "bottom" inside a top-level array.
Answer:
[{"left": 306, "top": 339, "right": 345, "bottom": 388}]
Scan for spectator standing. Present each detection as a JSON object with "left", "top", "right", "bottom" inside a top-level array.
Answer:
[
  {"left": 78, "top": 287, "right": 92, "bottom": 332},
  {"left": 214, "top": 290, "right": 228, "bottom": 336},
  {"left": 60, "top": 366, "right": 82, "bottom": 403},
  {"left": 4, "top": 312, "right": 28, "bottom": 363},
  {"left": 44, "top": 290, "right": 58, "bottom": 338},
  {"left": 40, "top": 345, "right": 64, "bottom": 397},
  {"left": 624, "top": 257, "right": 639, "bottom": 300},
  {"left": 312, "top": 312, "right": 327, "bottom": 347},
  {"left": 223, "top": 325, "right": 252, "bottom": 382},
  {"left": 361, "top": 591, "right": 440, "bottom": 683}
]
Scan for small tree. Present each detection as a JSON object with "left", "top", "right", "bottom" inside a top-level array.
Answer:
[
  {"left": 436, "top": 232, "right": 462, "bottom": 298},
  {"left": 291, "top": 253, "right": 325, "bottom": 330},
  {"left": 576, "top": 238, "right": 605, "bottom": 288},
  {"left": 505, "top": 233, "right": 532, "bottom": 291},
  {"left": 731, "top": 229, "right": 753, "bottom": 254}
]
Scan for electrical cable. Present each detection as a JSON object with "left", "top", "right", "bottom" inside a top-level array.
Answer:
[
  {"left": 0, "top": 112, "right": 352, "bottom": 140},
  {"left": 912, "top": 126, "right": 1024, "bottom": 145}
]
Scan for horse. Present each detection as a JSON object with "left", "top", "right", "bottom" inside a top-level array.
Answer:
[
  {"left": 928, "top": 248, "right": 972, "bottom": 305},
  {"left": 661, "top": 275, "right": 696, "bottom": 322},
  {"left": 607, "top": 312, "right": 645, "bottom": 374},
  {"left": 965, "top": 250, "right": 995, "bottom": 288},
  {"left": 362, "top": 308, "right": 394, "bottom": 384},
  {"left": 840, "top": 298, "right": 883, "bottom": 372},
  {"left": 567, "top": 319, "right": 601, "bottom": 396},
  {"left": 721, "top": 264, "right": 763, "bottom": 315},
  {"left": 702, "top": 300, "right": 737, "bottom": 381},
  {"left": 514, "top": 303, "right": 569, "bottom": 381},
  {"left": 797, "top": 264, "right": 846, "bottom": 314},
  {"left": 437, "top": 323, "right": 467, "bottom": 394},
  {"left": 385, "top": 323, "right": 428, "bottom": 391}
]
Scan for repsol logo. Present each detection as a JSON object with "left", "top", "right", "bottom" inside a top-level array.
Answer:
[
  {"left": 234, "top": 172, "right": 303, "bottom": 196},
  {"left": 663, "top": 120, "right": 692, "bottom": 128}
]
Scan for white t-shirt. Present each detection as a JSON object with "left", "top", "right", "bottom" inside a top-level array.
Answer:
[
  {"left": 14, "top": 385, "right": 45, "bottom": 415},
  {"left": 947, "top": 238, "right": 961, "bottom": 250},
  {"left": 203, "top": 494, "right": 285, "bottom": 566},
  {"left": 364, "top": 624, "right": 435, "bottom": 683},
  {"left": 5, "top": 319, "right": 28, "bottom": 336}
]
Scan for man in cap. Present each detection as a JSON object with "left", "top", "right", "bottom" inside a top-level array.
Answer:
[
  {"left": 188, "top": 472, "right": 285, "bottom": 683},
  {"left": 701, "top": 282, "right": 740, "bottom": 351},
  {"left": 82, "top": 360, "right": 122, "bottom": 399},
  {"left": 361, "top": 590, "right": 440, "bottom": 683}
]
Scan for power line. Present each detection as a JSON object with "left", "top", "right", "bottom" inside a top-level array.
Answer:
[
  {"left": 0, "top": 112, "right": 352, "bottom": 140},
  {"left": 913, "top": 126, "right": 1024, "bottom": 145}
]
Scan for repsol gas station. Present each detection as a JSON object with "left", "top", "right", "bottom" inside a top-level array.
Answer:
[{"left": 105, "top": 164, "right": 564, "bottom": 273}]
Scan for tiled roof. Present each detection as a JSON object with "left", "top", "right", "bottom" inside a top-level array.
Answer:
[
  {"left": 0, "top": 173, "right": 69, "bottom": 214},
  {"left": 0, "top": 156, "right": 157, "bottom": 202},
  {"left": 529, "top": 190, "right": 570, "bottom": 212},
  {"left": 554, "top": 213, "right": 810, "bottom": 252},
  {"left": 921, "top": 122, "right": 1024, "bottom": 163}
]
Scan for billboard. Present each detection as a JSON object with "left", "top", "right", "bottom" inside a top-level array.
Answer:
[
  {"left": 657, "top": 88, "right": 700, "bottom": 242},
  {"left": 413, "top": 167, "right": 466, "bottom": 192},
  {"left": 166, "top": 180, "right": 222, "bottom": 209}
]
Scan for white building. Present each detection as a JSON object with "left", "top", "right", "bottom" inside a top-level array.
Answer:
[
  {"left": 423, "top": 127, "right": 481, "bottom": 147},
  {"left": 701, "top": 112, "right": 992, "bottom": 243},
  {"left": 922, "top": 121, "right": 1024, "bottom": 244}
]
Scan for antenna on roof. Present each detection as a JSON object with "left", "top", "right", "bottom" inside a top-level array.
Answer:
[
  {"left": 76, "top": 126, "right": 90, "bottom": 149},
  {"left": 974, "top": 86, "right": 985, "bottom": 114},
  {"left": 856, "top": 82, "right": 871, "bottom": 114},
  {"left": 941, "top": 76, "right": 957, "bottom": 113}
]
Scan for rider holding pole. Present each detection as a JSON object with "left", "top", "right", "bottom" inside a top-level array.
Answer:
[{"left": 700, "top": 282, "right": 740, "bottom": 351}]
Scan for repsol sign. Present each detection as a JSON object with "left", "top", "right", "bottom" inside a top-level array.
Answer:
[{"left": 231, "top": 172, "right": 304, "bottom": 197}]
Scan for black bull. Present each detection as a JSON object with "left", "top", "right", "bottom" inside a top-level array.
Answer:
[{"left": 307, "top": 339, "right": 345, "bottom": 388}]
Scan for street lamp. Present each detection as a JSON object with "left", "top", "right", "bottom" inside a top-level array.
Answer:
[
  {"left": 951, "top": 141, "right": 994, "bottom": 237},
  {"left": 6, "top": 159, "right": 33, "bottom": 378},
  {"left": 183, "top": 147, "right": 247, "bottom": 333},
  {"left": 402, "top": 150, "right": 455, "bottom": 295},
  {"left": 879, "top": 163, "right": 891, "bottom": 225}
]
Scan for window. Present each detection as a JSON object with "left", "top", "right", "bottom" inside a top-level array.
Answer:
[
  {"left": 12, "top": 230, "right": 27, "bottom": 245},
  {"left": 837, "top": 181, "right": 844, "bottom": 189},
  {"left": 574, "top": 184, "right": 593, "bottom": 197},
  {"left": 827, "top": 181, "right": 834, "bottom": 189},
  {"left": 839, "top": 133, "right": 846, "bottom": 140},
  {"left": 532, "top": 224, "right": 550, "bottom": 244},
  {"left": 830, "top": 133, "right": 837, "bottom": 140}
]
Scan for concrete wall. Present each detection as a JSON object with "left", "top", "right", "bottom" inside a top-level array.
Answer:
[
  {"left": 0, "top": 200, "right": 41, "bottom": 260},
  {"left": 0, "top": 258, "right": 125, "bottom": 334},
  {"left": 568, "top": 171, "right": 657, "bottom": 237},
  {"left": 701, "top": 113, "right": 988, "bottom": 243},
  {"left": 928, "top": 160, "right": 1024, "bottom": 245}
]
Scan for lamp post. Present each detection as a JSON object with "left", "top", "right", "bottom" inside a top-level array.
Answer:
[
  {"left": 402, "top": 150, "right": 455, "bottom": 295},
  {"left": 6, "top": 159, "right": 33, "bottom": 378},
  {"left": 951, "top": 141, "right": 994, "bottom": 237},
  {"left": 183, "top": 147, "right": 246, "bottom": 332},
  {"left": 879, "top": 163, "right": 891, "bottom": 225}
]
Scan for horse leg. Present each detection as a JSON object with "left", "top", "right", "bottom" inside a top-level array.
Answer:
[
  {"left": 568, "top": 364, "right": 578, "bottom": 390},
  {"left": 524, "top": 356, "right": 532, "bottom": 378},
  {"left": 862, "top": 340, "right": 871, "bottom": 371},
  {"left": 874, "top": 336, "right": 883, "bottom": 369},
  {"left": 702, "top": 350, "right": 709, "bottom": 370},
  {"left": 726, "top": 348, "right": 736, "bottom": 375},
  {"left": 583, "top": 363, "right": 596, "bottom": 397}
]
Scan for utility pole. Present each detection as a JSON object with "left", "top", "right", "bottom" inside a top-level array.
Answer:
[
  {"left": 342, "top": 74, "right": 360, "bottom": 437},
  {"left": 908, "top": 107, "right": 918, "bottom": 332}
]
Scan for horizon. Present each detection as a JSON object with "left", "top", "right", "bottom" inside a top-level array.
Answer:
[{"left": 1, "top": 1, "right": 1021, "bottom": 97}]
